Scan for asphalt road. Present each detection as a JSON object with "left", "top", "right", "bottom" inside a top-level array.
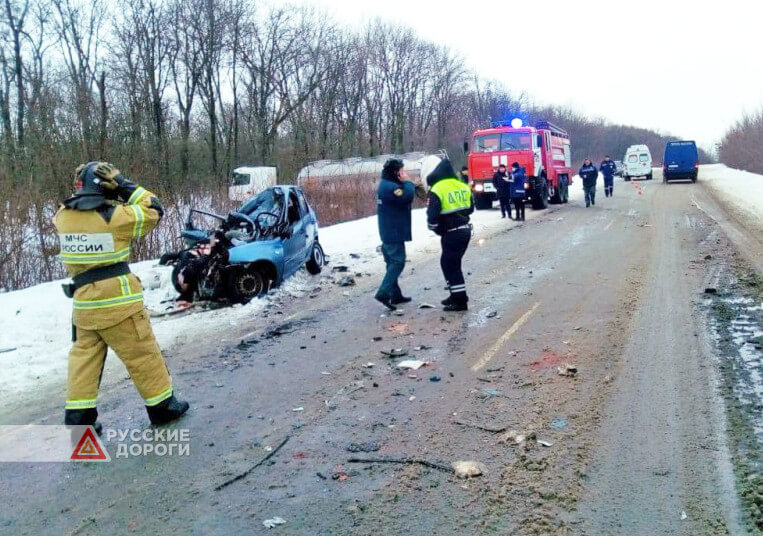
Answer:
[{"left": 0, "top": 175, "right": 753, "bottom": 535}]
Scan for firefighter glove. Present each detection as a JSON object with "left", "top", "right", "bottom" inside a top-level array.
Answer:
[{"left": 93, "top": 162, "right": 122, "bottom": 191}]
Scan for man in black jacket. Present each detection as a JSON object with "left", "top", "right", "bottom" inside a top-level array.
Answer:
[
  {"left": 426, "top": 158, "right": 474, "bottom": 311},
  {"left": 492, "top": 164, "right": 512, "bottom": 218},
  {"left": 578, "top": 158, "right": 599, "bottom": 207}
]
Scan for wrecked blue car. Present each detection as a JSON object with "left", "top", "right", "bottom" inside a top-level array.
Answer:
[{"left": 160, "top": 186, "right": 325, "bottom": 303}]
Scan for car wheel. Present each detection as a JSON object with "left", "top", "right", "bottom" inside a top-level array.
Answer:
[
  {"left": 562, "top": 178, "right": 569, "bottom": 203},
  {"left": 647, "top": 173, "right": 653, "bottom": 180},
  {"left": 624, "top": 175, "right": 630, "bottom": 182},
  {"left": 227, "top": 267, "right": 266, "bottom": 304},
  {"left": 306, "top": 241, "right": 325, "bottom": 275}
]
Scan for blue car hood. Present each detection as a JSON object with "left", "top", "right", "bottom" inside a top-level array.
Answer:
[{"left": 228, "top": 238, "right": 284, "bottom": 268}]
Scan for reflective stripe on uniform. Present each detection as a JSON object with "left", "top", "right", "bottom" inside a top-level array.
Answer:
[
  {"left": 130, "top": 205, "right": 145, "bottom": 239},
  {"left": 144, "top": 387, "right": 173, "bottom": 407},
  {"left": 73, "top": 292, "right": 144, "bottom": 310},
  {"left": 431, "top": 178, "right": 472, "bottom": 214},
  {"left": 127, "top": 186, "right": 149, "bottom": 205},
  {"left": 59, "top": 247, "right": 131, "bottom": 265},
  {"left": 65, "top": 398, "right": 97, "bottom": 410},
  {"left": 117, "top": 275, "right": 131, "bottom": 297}
]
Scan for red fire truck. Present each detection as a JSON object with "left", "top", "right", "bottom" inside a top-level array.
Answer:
[{"left": 464, "top": 120, "right": 573, "bottom": 210}]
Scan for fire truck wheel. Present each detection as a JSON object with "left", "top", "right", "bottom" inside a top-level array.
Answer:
[
  {"left": 532, "top": 175, "right": 549, "bottom": 210},
  {"left": 475, "top": 195, "right": 493, "bottom": 210},
  {"left": 561, "top": 177, "right": 569, "bottom": 203}
]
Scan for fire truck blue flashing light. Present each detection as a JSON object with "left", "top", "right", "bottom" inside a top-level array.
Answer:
[{"left": 510, "top": 118, "right": 523, "bottom": 128}]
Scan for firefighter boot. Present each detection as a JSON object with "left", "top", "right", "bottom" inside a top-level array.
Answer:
[
  {"left": 65, "top": 408, "right": 103, "bottom": 436},
  {"left": 146, "top": 395, "right": 189, "bottom": 425}
]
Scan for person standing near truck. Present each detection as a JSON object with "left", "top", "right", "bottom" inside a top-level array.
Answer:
[
  {"left": 459, "top": 166, "right": 470, "bottom": 184},
  {"left": 509, "top": 162, "right": 527, "bottom": 221},
  {"left": 492, "top": 164, "right": 512, "bottom": 218},
  {"left": 375, "top": 158, "right": 416, "bottom": 310},
  {"left": 426, "top": 157, "right": 474, "bottom": 312},
  {"left": 55, "top": 161, "right": 189, "bottom": 431},
  {"left": 600, "top": 155, "right": 617, "bottom": 197},
  {"left": 579, "top": 158, "right": 599, "bottom": 207}
]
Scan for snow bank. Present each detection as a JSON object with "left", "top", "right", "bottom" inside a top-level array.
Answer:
[
  {"left": 0, "top": 180, "right": 585, "bottom": 415},
  {"left": 699, "top": 164, "right": 763, "bottom": 235}
]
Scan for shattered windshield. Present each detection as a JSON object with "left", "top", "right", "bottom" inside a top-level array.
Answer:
[{"left": 239, "top": 189, "right": 284, "bottom": 225}]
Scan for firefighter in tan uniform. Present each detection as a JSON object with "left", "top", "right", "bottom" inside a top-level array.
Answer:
[{"left": 55, "top": 162, "right": 189, "bottom": 430}]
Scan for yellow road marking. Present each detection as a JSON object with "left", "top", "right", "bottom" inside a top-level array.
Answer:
[{"left": 471, "top": 302, "right": 540, "bottom": 372}]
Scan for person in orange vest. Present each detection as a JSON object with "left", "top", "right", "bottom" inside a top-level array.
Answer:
[{"left": 55, "top": 162, "right": 189, "bottom": 432}]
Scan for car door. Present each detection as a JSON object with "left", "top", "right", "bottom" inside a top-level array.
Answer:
[
  {"left": 296, "top": 190, "right": 316, "bottom": 253},
  {"left": 282, "top": 191, "right": 307, "bottom": 277}
]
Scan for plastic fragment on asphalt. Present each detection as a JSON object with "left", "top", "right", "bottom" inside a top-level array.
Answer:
[
  {"left": 550, "top": 418, "right": 568, "bottom": 430},
  {"left": 320, "top": 371, "right": 332, "bottom": 375},
  {"left": 681, "top": 511, "right": 687, "bottom": 520},
  {"left": 452, "top": 460, "right": 487, "bottom": 478},
  {"left": 391, "top": 309, "right": 405, "bottom": 316},
  {"left": 398, "top": 360, "right": 427, "bottom": 370},
  {"left": 537, "top": 439, "right": 553, "bottom": 447},
  {"left": 292, "top": 407, "right": 304, "bottom": 412},
  {"left": 418, "top": 303, "right": 435, "bottom": 309},
  {"left": 263, "top": 517, "right": 286, "bottom": 529},
  {"left": 409, "top": 396, "right": 416, "bottom": 401},
  {"left": 557, "top": 363, "right": 578, "bottom": 377},
  {"left": 429, "top": 375, "right": 441, "bottom": 382},
  {"left": 362, "top": 362, "right": 375, "bottom": 368},
  {"left": 381, "top": 349, "right": 408, "bottom": 358},
  {"left": 499, "top": 430, "right": 525, "bottom": 445}
]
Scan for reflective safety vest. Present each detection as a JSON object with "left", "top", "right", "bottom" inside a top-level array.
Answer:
[
  {"left": 430, "top": 178, "right": 472, "bottom": 214},
  {"left": 54, "top": 187, "right": 160, "bottom": 330}
]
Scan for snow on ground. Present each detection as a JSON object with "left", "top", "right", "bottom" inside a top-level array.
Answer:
[
  {"left": 0, "top": 180, "right": 585, "bottom": 416},
  {"left": 699, "top": 164, "right": 763, "bottom": 235}
]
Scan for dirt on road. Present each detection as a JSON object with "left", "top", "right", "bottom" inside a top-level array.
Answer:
[{"left": 1, "top": 175, "right": 759, "bottom": 535}]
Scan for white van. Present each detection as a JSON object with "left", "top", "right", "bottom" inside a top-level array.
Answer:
[
  {"left": 623, "top": 145, "right": 652, "bottom": 181},
  {"left": 229, "top": 166, "right": 278, "bottom": 201}
]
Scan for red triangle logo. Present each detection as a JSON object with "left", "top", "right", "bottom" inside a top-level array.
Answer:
[{"left": 71, "top": 427, "right": 108, "bottom": 461}]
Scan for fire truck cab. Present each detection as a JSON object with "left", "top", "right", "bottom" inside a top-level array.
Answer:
[{"left": 464, "top": 120, "right": 573, "bottom": 210}]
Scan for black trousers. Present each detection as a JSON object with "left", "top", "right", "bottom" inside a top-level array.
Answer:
[
  {"left": 603, "top": 177, "right": 614, "bottom": 196},
  {"left": 498, "top": 196, "right": 511, "bottom": 217},
  {"left": 512, "top": 198, "right": 525, "bottom": 220},
  {"left": 441, "top": 228, "right": 471, "bottom": 303}
]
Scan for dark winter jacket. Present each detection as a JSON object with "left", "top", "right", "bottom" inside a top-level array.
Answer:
[
  {"left": 377, "top": 170, "right": 415, "bottom": 243},
  {"left": 492, "top": 170, "right": 511, "bottom": 199},
  {"left": 426, "top": 158, "right": 474, "bottom": 236},
  {"left": 510, "top": 167, "right": 527, "bottom": 199},
  {"left": 599, "top": 160, "right": 617, "bottom": 179},
  {"left": 578, "top": 163, "right": 599, "bottom": 188}
]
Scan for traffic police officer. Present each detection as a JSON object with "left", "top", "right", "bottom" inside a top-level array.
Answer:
[
  {"left": 426, "top": 157, "right": 474, "bottom": 311},
  {"left": 55, "top": 162, "right": 189, "bottom": 430}
]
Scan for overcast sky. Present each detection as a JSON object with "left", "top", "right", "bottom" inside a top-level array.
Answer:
[{"left": 302, "top": 0, "right": 759, "bottom": 152}]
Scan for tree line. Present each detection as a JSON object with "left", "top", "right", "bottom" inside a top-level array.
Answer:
[
  {"left": 0, "top": 0, "right": 711, "bottom": 290},
  {"left": 717, "top": 109, "right": 763, "bottom": 174}
]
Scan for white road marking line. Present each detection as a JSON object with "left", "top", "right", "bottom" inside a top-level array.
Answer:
[{"left": 471, "top": 302, "right": 540, "bottom": 372}]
